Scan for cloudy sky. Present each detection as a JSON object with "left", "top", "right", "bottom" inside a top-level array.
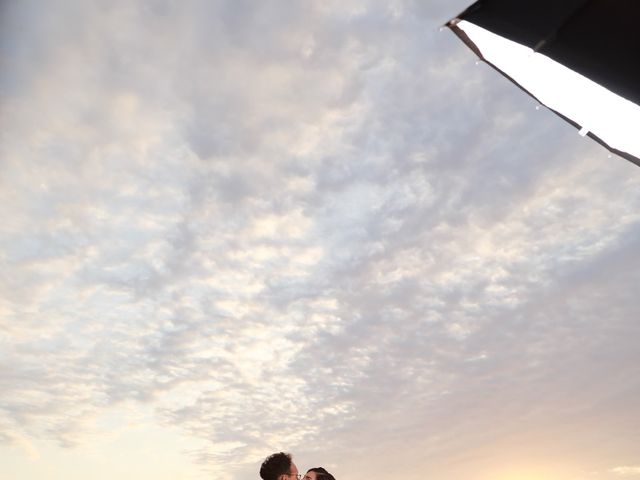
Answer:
[{"left": 1, "top": 1, "right": 639, "bottom": 479}]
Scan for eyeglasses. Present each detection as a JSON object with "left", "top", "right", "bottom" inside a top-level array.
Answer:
[{"left": 288, "top": 474, "right": 302, "bottom": 480}]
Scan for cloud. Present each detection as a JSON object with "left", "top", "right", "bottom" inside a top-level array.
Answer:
[
  {"left": 1, "top": 0, "right": 639, "bottom": 479},
  {"left": 613, "top": 467, "right": 640, "bottom": 477}
]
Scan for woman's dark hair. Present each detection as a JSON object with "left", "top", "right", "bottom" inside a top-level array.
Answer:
[
  {"left": 260, "top": 452, "right": 293, "bottom": 480},
  {"left": 307, "top": 467, "right": 336, "bottom": 480}
]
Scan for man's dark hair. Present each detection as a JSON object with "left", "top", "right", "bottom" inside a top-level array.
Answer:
[
  {"left": 260, "top": 452, "right": 293, "bottom": 480},
  {"left": 307, "top": 467, "right": 336, "bottom": 480}
]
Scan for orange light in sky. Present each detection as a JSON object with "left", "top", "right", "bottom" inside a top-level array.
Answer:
[{"left": 485, "top": 464, "right": 575, "bottom": 480}]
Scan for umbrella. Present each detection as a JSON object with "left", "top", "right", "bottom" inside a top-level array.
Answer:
[{"left": 446, "top": 0, "right": 640, "bottom": 166}]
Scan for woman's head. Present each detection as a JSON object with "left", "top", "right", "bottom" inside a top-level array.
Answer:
[{"left": 304, "top": 467, "right": 335, "bottom": 480}]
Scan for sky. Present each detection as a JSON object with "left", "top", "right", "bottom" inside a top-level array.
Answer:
[{"left": 1, "top": 1, "right": 639, "bottom": 479}]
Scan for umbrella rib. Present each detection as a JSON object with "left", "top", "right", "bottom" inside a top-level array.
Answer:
[{"left": 533, "top": 0, "right": 592, "bottom": 53}]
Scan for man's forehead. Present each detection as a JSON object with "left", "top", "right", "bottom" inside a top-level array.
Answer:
[{"left": 290, "top": 463, "right": 298, "bottom": 473}]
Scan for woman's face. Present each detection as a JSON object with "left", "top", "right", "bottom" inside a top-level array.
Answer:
[{"left": 303, "top": 471, "right": 317, "bottom": 480}]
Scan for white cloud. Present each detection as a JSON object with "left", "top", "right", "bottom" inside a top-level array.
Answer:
[{"left": 613, "top": 467, "right": 640, "bottom": 477}]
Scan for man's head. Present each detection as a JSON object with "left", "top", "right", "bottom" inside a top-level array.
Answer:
[{"left": 260, "top": 452, "right": 299, "bottom": 480}]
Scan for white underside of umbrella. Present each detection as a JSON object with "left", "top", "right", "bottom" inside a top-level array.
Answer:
[{"left": 458, "top": 20, "right": 640, "bottom": 162}]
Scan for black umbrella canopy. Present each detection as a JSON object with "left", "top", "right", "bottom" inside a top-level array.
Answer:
[{"left": 447, "top": 0, "right": 640, "bottom": 166}]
